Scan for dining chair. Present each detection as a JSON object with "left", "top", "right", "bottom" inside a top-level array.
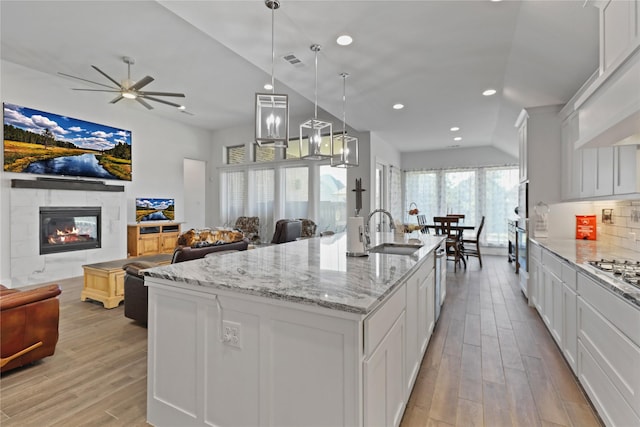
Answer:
[
  {"left": 461, "top": 216, "right": 485, "bottom": 267},
  {"left": 417, "top": 214, "right": 429, "bottom": 234},
  {"left": 433, "top": 216, "right": 465, "bottom": 271},
  {"left": 447, "top": 214, "right": 465, "bottom": 223}
]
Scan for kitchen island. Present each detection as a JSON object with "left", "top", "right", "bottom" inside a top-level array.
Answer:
[{"left": 143, "top": 232, "right": 444, "bottom": 427}]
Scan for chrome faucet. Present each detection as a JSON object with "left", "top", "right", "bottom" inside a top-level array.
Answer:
[{"left": 365, "top": 208, "right": 396, "bottom": 247}]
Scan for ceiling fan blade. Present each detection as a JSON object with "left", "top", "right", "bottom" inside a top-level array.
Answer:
[
  {"left": 91, "top": 65, "right": 122, "bottom": 88},
  {"left": 136, "top": 97, "right": 154, "bottom": 110},
  {"left": 142, "top": 95, "right": 182, "bottom": 108},
  {"left": 72, "top": 88, "right": 121, "bottom": 93},
  {"left": 138, "top": 91, "right": 185, "bottom": 98},
  {"left": 58, "top": 72, "right": 117, "bottom": 89},
  {"left": 110, "top": 95, "right": 124, "bottom": 104},
  {"left": 130, "top": 75, "right": 154, "bottom": 91}
]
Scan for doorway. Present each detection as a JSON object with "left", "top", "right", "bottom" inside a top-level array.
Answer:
[{"left": 183, "top": 158, "right": 206, "bottom": 231}]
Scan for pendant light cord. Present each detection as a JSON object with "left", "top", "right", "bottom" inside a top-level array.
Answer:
[
  {"left": 314, "top": 46, "right": 319, "bottom": 119},
  {"left": 271, "top": 3, "right": 275, "bottom": 94},
  {"left": 341, "top": 73, "right": 348, "bottom": 134}
]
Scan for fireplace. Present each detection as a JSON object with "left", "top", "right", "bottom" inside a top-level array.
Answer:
[{"left": 39, "top": 207, "right": 101, "bottom": 254}]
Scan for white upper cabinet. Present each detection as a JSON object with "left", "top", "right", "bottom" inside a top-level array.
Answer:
[
  {"left": 614, "top": 144, "right": 640, "bottom": 194},
  {"left": 600, "top": 0, "right": 639, "bottom": 74}
]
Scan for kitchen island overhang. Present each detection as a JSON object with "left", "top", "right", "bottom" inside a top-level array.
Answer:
[{"left": 143, "top": 233, "right": 444, "bottom": 427}]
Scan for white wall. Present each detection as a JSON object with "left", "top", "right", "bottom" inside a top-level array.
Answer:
[
  {"left": 0, "top": 60, "right": 212, "bottom": 286},
  {"left": 401, "top": 145, "right": 517, "bottom": 171}
]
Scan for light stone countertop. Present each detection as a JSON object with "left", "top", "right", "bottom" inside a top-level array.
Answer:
[
  {"left": 530, "top": 237, "right": 640, "bottom": 308},
  {"left": 143, "top": 232, "right": 445, "bottom": 315}
]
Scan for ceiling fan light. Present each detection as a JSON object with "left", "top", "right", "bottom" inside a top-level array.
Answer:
[{"left": 122, "top": 91, "right": 137, "bottom": 99}]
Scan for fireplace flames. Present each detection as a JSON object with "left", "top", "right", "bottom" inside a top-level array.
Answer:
[{"left": 47, "top": 226, "right": 92, "bottom": 245}]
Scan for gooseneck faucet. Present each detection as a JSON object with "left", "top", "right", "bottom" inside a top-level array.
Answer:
[{"left": 365, "top": 208, "right": 396, "bottom": 248}]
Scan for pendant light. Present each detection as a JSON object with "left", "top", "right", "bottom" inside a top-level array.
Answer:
[
  {"left": 255, "top": 0, "right": 289, "bottom": 148},
  {"left": 331, "top": 72, "right": 359, "bottom": 167},
  {"left": 300, "top": 44, "right": 332, "bottom": 160}
]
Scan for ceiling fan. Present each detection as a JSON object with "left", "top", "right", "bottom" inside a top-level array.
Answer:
[{"left": 58, "top": 56, "right": 186, "bottom": 110}]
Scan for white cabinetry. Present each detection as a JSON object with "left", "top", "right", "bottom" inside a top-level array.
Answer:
[
  {"left": 613, "top": 144, "right": 640, "bottom": 194},
  {"left": 538, "top": 249, "right": 578, "bottom": 374},
  {"left": 580, "top": 147, "right": 614, "bottom": 198},
  {"left": 574, "top": 0, "right": 640, "bottom": 150},
  {"left": 518, "top": 114, "right": 528, "bottom": 183},
  {"left": 529, "top": 241, "right": 543, "bottom": 311},
  {"left": 365, "top": 312, "right": 406, "bottom": 427},
  {"left": 561, "top": 112, "right": 581, "bottom": 200},
  {"left": 405, "top": 255, "right": 435, "bottom": 397},
  {"left": 516, "top": 106, "right": 562, "bottom": 229},
  {"left": 577, "top": 272, "right": 640, "bottom": 427}
]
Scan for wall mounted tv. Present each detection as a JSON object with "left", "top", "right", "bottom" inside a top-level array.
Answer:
[
  {"left": 3, "top": 103, "right": 132, "bottom": 181},
  {"left": 136, "top": 198, "right": 175, "bottom": 222}
]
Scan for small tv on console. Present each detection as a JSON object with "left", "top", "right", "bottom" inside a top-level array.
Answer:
[
  {"left": 3, "top": 103, "right": 132, "bottom": 181},
  {"left": 136, "top": 198, "right": 175, "bottom": 222}
]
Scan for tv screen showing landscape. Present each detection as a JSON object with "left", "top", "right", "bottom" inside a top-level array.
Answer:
[
  {"left": 136, "top": 198, "right": 175, "bottom": 222},
  {"left": 3, "top": 103, "right": 132, "bottom": 181}
]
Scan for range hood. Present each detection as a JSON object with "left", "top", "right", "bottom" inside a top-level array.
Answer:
[{"left": 574, "top": 47, "right": 640, "bottom": 149}]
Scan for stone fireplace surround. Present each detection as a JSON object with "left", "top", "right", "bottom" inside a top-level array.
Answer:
[{"left": 9, "top": 185, "right": 126, "bottom": 287}]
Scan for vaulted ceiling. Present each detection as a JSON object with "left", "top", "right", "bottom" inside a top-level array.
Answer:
[{"left": 1, "top": 1, "right": 599, "bottom": 158}]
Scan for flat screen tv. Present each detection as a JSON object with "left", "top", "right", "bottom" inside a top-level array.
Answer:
[
  {"left": 136, "top": 198, "right": 175, "bottom": 222},
  {"left": 3, "top": 103, "right": 132, "bottom": 181}
]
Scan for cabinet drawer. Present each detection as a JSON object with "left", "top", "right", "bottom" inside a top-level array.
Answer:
[
  {"left": 578, "top": 341, "right": 640, "bottom": 427},
  {"left": 578, "top": 272, "right": 640, "bottom": 346},
  {"left": 364, "top": 285, "right": 406, "bottom": 357},
  {"left": 562, "top": 262, "right": 576, "bottom": 291},
  {"left": 542, "top": 250, "right": 562, "bottom": 279},
  {"left": 578, "top": 297, "right": 640, "bottom": 415}
]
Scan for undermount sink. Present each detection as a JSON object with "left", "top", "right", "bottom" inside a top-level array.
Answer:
[{"left": 368, "top": 243, "right": 423, "bottom": 255}]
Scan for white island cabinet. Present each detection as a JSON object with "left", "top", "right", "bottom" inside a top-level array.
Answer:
[{"left": 144, "top": 233, "right": 442, "bottom": 427}]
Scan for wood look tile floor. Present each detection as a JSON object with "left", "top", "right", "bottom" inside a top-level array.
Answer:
[{"left": 0, "top": 255, "right": 602, "bottom": 427}]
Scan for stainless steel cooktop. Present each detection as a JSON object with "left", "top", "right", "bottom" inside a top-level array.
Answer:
[{"left": 588, "top": 259, "right": 640, "bottom": 289}]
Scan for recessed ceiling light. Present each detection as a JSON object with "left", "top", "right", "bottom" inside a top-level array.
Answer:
[
  {"left": 450, "top": 126, "right": 460, "bottom": 132},
  {"left": 264, "top": 83, "right": 273, "bottom": 91},
  {"left": 454, "top": 137, "right": 462, "bottom": 141},
  {"left": 336, "top": 35, "right": 353, "bottom": 46},
  {"left": 483, "top": 89, "right": 497, "bottom": 96},
  {"left": 393, "top": 103, "right": 404, "bottom": 110}
]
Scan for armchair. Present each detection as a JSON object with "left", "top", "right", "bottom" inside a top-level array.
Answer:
[
  {"left": 123, "top": 239, "right": 249, "bottom": 325},
  {"left": 1, "top": 284, "right": 62, "bottom": 372},
  {"left": 271, "top": 219, "right": 302, "bottom": 244}
]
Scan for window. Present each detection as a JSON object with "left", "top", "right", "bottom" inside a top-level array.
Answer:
[
  {"left": 254, "top": 144, "right": 276, "bottom": 163},
  {"left": 404, "top": 166, "right": 518, "bottom": 246},
  {"left": 319, "top": 165, "right": 347, "bottom": 233},
  {"left": 284, "top": 167, "right": 309, "bottom": 219},
  {"left": 485, "top": 167, "right": 518, "bottom": 246},
  {"left": 226, "top": 145, "right": 245, "bottom": 164},
  {"left": 220, "top": 170, "right": 245, "bottom": 227},
  {"left": 404, "top": 171, "right": 438, "bottom": 224},
  {"left": 248, "top": 169, "right": 274, "bottom": 239},
  {"left": 444, "top": 170, "right": 476, "bottom": 225}
]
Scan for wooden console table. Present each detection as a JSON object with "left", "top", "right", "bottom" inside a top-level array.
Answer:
[{"left": 81, "top": 253, "right": 172, "bottom": 308}]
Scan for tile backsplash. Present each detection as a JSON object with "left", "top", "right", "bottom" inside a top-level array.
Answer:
[{"left": 592, "top": 199, "right": 640, "bottom": 252}]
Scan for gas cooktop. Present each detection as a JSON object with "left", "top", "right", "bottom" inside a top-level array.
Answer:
[{"left": 588, "top": 259, "right": 640, "bottom": 289}]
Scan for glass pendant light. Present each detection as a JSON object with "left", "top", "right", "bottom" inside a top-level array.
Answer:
[
  {"left": 300, "top": 44, "right": 332, "bottom": 160},
  {"left": 255, "top": 0, "right": 289, "bottom": 148},
  {"left": 331, "top": 72, "right": 359, "bottom": 167}
]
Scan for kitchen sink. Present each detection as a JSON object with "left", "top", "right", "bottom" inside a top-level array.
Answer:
[{"left": 368, "top": 243, "right": 423, "bottom": 255}]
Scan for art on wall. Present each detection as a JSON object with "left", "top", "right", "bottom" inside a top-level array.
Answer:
[{"left": 3, "top": 102, "right": 132, "bottom": 181}]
